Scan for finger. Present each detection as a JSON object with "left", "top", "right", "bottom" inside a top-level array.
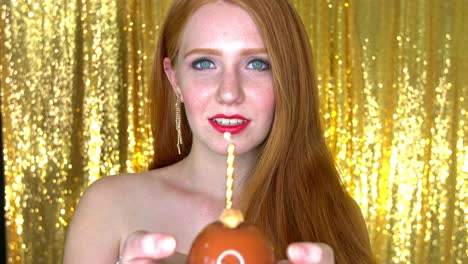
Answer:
[
  {"left": 286, "top": 242, "right": 334, "bottom": 264},
  {"left": 121, "top": 231, "right": 177, "bottom": 262}
]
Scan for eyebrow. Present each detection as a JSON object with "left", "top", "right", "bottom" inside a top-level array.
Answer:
[{"left": 183, "top": 48, "right": 267, "bottom": 59}]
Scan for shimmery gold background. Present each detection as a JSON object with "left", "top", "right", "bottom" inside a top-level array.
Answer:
[{"left": 1, "top": 0, "right": 466, "bottom": 263}]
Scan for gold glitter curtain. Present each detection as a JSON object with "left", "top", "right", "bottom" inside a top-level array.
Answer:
[{"left": 0, "top": 0, "right": 466, "bottom": 263}]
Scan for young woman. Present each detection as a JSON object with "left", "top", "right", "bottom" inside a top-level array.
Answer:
[{"left": 63, "top": 0, "right": 375, "bottom": 263}]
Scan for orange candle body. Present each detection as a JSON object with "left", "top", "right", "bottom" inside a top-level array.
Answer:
[{"left": 188, "top": 221, "right": 275, "bottom": 264}]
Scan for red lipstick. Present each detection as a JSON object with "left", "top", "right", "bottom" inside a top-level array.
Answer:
[{"left": 209, "top": 114, "right": 250, "bottom": 135}]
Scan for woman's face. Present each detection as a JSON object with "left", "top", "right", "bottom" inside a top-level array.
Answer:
[{"left": 165, "top": 2, "right": 275, "bottom": 155}]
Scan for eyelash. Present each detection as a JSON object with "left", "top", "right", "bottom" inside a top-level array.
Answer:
[
  {"left": 191, "top": 58, "right": 215, "bottom": 70},
  {"left": 191, "top": 58, "right": 271, "bottom": 71},
  {"left": 247, "top": 59, "right": 270, "bottom": 71}
]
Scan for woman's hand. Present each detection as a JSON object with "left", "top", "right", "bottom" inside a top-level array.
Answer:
[
  {"left": 278, "top": 242, "right": 335, "bottom": 264},
  {"left": 118, "top": 233, "right": 334, "bottom": 264},
  {"left": 118, "top": 231, "right": 178, "bottom": 263}
]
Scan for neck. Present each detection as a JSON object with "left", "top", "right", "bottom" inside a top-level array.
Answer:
[{"left": 178, "top": 140, "right": 258, "bottom": 205}]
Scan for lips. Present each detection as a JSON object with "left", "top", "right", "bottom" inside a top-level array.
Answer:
[{"left": 209, "top": 114, "right": 251, "bottom": 135}]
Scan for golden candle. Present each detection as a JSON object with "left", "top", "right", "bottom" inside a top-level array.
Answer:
[
  {"left": 224, "top": 132, "right": 235, "bottom": 210},
  {"left": 218, "top": 132, "right": 244, "bottom": 228}
]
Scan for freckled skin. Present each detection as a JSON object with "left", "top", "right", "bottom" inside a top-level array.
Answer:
[{"left": 164, "top": 1, "right": 275, "bottom": 157}]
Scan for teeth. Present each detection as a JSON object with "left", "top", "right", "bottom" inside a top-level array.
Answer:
[{"left": 213, "top": 118, "right": 246, "bottom": 126}]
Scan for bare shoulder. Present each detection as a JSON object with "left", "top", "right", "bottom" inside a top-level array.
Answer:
[
  {"left": 63, "top": 170, "right": 170, "bottom": 264},
  {"left": 78, "top": 168, "right": 175, "bottom": 213},
  {"left": 72, "top": 171, "right": 161, "bottom": 220},
  {"left": 83, "top": 171, "right": 164, "bottom": 201}
]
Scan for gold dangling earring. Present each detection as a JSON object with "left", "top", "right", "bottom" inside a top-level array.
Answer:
[{"left": 175, "top": 94, "right": 183, "bottom": 155}]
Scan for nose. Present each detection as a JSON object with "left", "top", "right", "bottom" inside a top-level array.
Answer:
[{"left": 215, "top": 68, "right": 245, "bottom": 105}]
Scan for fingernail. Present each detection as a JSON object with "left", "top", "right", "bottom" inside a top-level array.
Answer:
[
  {"left": 287, "top": 245, "right": 304, "bottom": 260},
  {"left": 142, "top": 236, "right": 176, "bottom": 255},
  {"left": 158, "top": 236, "right": 176, "bottom": 253},
  {"left": 142, "top": 236, "right": 157, "bottom": 254},
  {"left": 307, "top": 245, "right": 322, "bottom": 262}
]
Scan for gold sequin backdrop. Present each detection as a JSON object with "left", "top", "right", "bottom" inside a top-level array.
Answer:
[{"left": 0, "top": 0, "right": 466, "bottom": 263}]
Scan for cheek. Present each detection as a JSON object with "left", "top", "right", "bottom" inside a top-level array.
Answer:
[
  {"left": 246, "top": 74, "right": 275, "bottom": 110},
  {"left": 179, "top": 74, "right": 216, "bottom": 103},
  {"left": 264, "top": 97, "right": 276, "bottom": 124},
  {"left": 252, "top": 86, "right": 276, "bottom": 119},
  {"left": 180, "top": 87, "right": 210, "bottom": 120},
  {"left": 264, "top": 91, "right": 276, "bottom": 112}
]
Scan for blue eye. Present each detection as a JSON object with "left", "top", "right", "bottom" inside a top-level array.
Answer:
[
  {"left": 192, "top": 59, "right": 215, "bottom": 70},
  {"left": 247, "top": 59, "right": 270, "bottom": 71}
]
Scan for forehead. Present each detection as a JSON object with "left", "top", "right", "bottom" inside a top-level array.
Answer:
[{"left": 179, "top": 2, "right": 265, "bottom": 51}]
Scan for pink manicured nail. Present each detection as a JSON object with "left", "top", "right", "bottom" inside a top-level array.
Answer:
[
  {"left": 159, "top": 236, "right": 176, "bottom": 253},
  {"left": 142, "top": 236, "right": 157, "bottom": 254},
  {"left": 288, "top": 245, "right": 305, "bottom": 260},
  {"left": 307, "top": 245, "right": 323, "bottom": 262},
  {"left": 142, "top": 236, "right": 176, "bottom": 255}
]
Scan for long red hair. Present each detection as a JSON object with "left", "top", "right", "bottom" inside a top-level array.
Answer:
[{"left": 148, "top": 0, "right": 375, "bottom": 263}]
